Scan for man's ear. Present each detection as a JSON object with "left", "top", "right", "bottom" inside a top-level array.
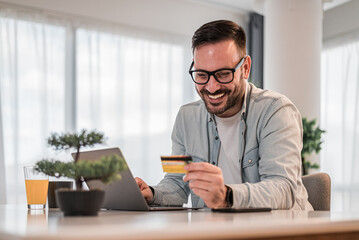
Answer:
[{"left": 243, "top": 56, "right": 252, "bottom": 79}]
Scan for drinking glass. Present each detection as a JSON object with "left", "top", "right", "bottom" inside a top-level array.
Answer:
[{"left": 24, "top": 166, "right": 49, "bottom": 210}]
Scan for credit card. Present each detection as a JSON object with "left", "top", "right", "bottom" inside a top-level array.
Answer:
[{"left": 161, "top": 155, "right": 192, "bottom": 173}]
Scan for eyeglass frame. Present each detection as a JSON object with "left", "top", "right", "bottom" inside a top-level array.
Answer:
[{"left": 188, "top": 56, "right": 247, "bottom": 85}]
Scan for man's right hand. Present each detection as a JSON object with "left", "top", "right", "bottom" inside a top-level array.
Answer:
[{"left": 135, "top": 177, "right": 154, "bottom": 203}]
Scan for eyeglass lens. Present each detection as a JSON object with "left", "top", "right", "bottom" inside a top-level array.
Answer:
[{"left": 191, "top": 70, "right": 233, "bottom": 84}]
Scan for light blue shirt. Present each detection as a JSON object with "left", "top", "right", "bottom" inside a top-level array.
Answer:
[{"left": 151, "top": 83, "right": 313, "bottom": 210}]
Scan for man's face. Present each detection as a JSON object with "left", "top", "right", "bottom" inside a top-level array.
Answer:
[{"left": 193, "top": 40, "right": 251, "bottom": 118}]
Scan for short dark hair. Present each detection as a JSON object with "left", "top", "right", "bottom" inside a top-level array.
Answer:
[{"left": 192, "top": 20, "right": 246, "bottom": 54}]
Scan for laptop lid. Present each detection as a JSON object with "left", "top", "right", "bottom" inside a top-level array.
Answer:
[
  {"left": 72, "top": 147, "right": 150, "bottom": 211},
  {"left": 72, "top": 147, "right": 199, "bottom": 211}
]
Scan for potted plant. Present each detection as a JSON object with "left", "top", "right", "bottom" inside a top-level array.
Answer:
[
  {"left": 35, "top": 129, "right": 127, "bottom": 216},
  {"left": 301, "top": 118, "right": 325, "bottom": 175}
]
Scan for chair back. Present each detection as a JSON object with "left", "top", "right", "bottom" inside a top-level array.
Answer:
[{"left": 302, "top": 172, "right": 331, "bottom": 211}]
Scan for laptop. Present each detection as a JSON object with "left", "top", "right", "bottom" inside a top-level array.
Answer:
[{"left": 72, "top": 147, "right": 200, "bottom": 211}]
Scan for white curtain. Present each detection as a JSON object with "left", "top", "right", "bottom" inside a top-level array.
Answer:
[
  {"left": 0, "top": 10, "right": 67, "bottom": 204},
  {"left": 0, "top": 7, "right": 190, "bottom": 203},
  {"left": 321, "top": 31, "right": 359, "bottom": 212},
  {"left": 0, "top": 65, "right": 5, "bottom": 204},
  {"left": 76, "top": 28, "right": 185, "bottom": 185}
]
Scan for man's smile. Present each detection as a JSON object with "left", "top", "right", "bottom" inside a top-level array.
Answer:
[
  {"left": 201, "top": 89, "right": 230, "bottom": 106},
  {"left": 208, "top": 92, "right": 225, "bottom": 100}
]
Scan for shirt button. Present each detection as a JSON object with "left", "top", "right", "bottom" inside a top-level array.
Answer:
[
  {"left": 215, "top": 136, "right": 219, "bottom": 140},
  {"left": 212, "top": 161, "right": 216, "bottom": 165},
  {"left": 248, "top": 159, "right": 252, "bottom": 163}
]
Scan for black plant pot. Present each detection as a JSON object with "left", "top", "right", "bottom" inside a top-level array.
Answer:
[{"left": 55, "top": 189, "right": 105, "bottom": 216}]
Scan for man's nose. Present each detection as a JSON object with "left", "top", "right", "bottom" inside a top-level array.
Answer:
[{"left": 205, "top": 75, "right": 221, "bottom": 93}]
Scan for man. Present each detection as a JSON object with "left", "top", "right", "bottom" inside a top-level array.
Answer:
[{"left": 136, "top": 20, "right": 313, "bottom": 210}]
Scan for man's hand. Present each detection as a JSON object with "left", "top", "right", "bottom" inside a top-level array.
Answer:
[
  {"left": 135, "top": 177, "right": 153, "bottom": 203},
  {"left": 183, "top": 162, "right": 228, "bottom": 208}
]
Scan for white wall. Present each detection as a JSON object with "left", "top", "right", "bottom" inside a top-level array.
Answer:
[
  {"left": 261, "top": 0, "right": 322, "bottom": 169},
  {"left": 0, "top": 0, "right": 247, "bottom": 38},
  {"left": 323, "top": 0, "right": 359, "bottom": 41},
  {"left": 263, "top": 0, "right": 322, "bottom": 121}
]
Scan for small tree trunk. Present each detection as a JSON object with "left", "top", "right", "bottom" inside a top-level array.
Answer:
[
  {"left": 302, "top": 157, "right": 307, "bottom": 176},
  {"left": 74, "top": 145, "right": 81, "bottom": 163},
  {"left": 75, "top": 178, "right": 83, "bottom": 190}
]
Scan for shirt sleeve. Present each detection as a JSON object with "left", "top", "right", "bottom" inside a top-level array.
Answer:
[{"left": 150, "top": 108, "right": 190, "bottom": 206}]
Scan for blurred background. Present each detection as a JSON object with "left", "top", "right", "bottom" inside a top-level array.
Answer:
[{"left": 0, "top": 0, "right": 358, "bottom": 212}]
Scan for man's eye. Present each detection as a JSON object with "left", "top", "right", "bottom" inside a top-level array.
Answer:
[
  {"left": 196, "top": 73, "right": 208, "bottom": 78},
  {"left": 217, "top": 71, "right": 231, "bottom": 78}
]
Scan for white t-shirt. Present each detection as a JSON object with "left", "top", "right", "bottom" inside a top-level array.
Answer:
[{"left": 215, "top": 112, "right": 242, "bottom": 184}]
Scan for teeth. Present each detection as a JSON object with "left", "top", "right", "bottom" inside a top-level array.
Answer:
[{"left": 208, "top": 93, "right": 224, "bottom": 99}]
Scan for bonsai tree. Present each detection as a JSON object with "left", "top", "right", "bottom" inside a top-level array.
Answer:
[
  {"left": 301, "top": 118, "right": 325, "bottom": 175},
  {"left": 35, "top": 129, "right": 127, "bottom": 189}
]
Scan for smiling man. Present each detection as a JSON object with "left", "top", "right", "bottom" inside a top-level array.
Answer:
[
  {"left": 191, "top": 40, "right": 247, "bottom": 118},
  {"left": 136, "top": 20, "right": 313, "bottom": 210}
]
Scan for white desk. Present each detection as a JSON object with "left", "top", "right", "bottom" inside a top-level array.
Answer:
[{"left": 1, "top": 204, "right": 359, "bottom": 240}]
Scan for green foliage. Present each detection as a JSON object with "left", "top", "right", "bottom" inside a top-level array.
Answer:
[
  {"left": 47, "top": 129, "right": 105, "bottom": 162},
  {"left": 303, "top": 161, "right": 320, "bottom": 172},
  {"left": 301, "top": 118, "right": 325, "bottom": 175},
  {"left": 35, "top": 129, "right": 126, "bottom": 189},
  {"left": 35, "top": 155, "right": 127, "bottom": 184}
]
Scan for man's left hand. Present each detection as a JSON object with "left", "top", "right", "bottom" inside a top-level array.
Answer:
[{"left": 183, "top": 162, "right": 227, "bottom": 208}]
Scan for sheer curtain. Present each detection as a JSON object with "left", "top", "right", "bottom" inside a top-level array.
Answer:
[
  {"left": 76, "top": 28, "right": 185, "bottom": 185},
  {"left": 0, "top": 70, "right": 5, "bottom": 204},
  {"left": 321, "top": 31, "right": 359, "bottom": 212},
  {"left": 0, "top": 10, "right": 67, "bottom": 204},
  {"left": 0, "top": 7, "right": 190, "bottom": 203}
]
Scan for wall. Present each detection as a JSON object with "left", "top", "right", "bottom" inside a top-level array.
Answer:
[
  {"left": 0, "top": 0, "right": 247, "bottom": 38},
  {"left": 323, "top": 0, "right": 359, "bottom": 41},
  {"left": 263, "top": 0, "right": 322, "bottom": 122}
]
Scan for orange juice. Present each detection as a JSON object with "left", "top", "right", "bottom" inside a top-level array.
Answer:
[{"left": 25, "top": 179, "right": 49, "bottom": 205}]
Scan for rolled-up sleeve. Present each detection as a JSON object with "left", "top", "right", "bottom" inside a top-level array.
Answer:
[{"left": 150, "top": 108, "right": 190, "bottom": 206}]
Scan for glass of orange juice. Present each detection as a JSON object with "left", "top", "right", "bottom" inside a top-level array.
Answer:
[{"left": 24, "top": 166, "right": 49, "bottom": 210}]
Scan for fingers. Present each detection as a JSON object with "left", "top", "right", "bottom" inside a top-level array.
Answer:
[
  {"left": 135, "top": 177, "right": 142, "bottom": 185},
  {"left": 182, "top": 162, "right": 227, "bottom": 208},
  {"left": 184, "top": 162, "right": 221, "bottom": 173},
  {"left": 188, "top": 179, "right": 213, "bottom": 192},
  {"left": 135, "top": 177, "right": 148, "bottom": 191},
  {"left": 183, "top": 162, "right": 223, "bottom": 182},
  {"left": 183, "top": 170, "right": 222, "bottom": 183},
  {"left": 135, "top": 177, "right": 145, "bottom": 189},
  {"left": 188, "top": 178, "right": 225, "bottom": 196},
  {"left": 135, "top": 177, "right": 143, "bottom": 184},
  {"left": 135, "top": 177, "right": 153, "bottom": 203}
]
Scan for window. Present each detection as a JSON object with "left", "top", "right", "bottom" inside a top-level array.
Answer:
[
  {"left": 0, "top": 9, "right": 188, "bottom": 204},
  {"left": 321, "top": 32, "right": 359, "bottom": 212},
  {"left": 0, "top": 14, "right": 66, "bottom": 203},
  {"left": 76, "top": 28, "right": 184, "bottom": 183}
]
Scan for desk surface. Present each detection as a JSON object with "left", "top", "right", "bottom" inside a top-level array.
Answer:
[{"left": 1, "top": 204, "right": 359, "bottom": 240}]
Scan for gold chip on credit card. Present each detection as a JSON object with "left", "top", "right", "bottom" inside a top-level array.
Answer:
[{"left": 161, "top": 155, "right": 192, "bottom": 173}]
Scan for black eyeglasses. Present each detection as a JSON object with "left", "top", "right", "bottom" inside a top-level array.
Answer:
[{"left": 188, "top": 56, "right": 246, "bottom": 85}]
